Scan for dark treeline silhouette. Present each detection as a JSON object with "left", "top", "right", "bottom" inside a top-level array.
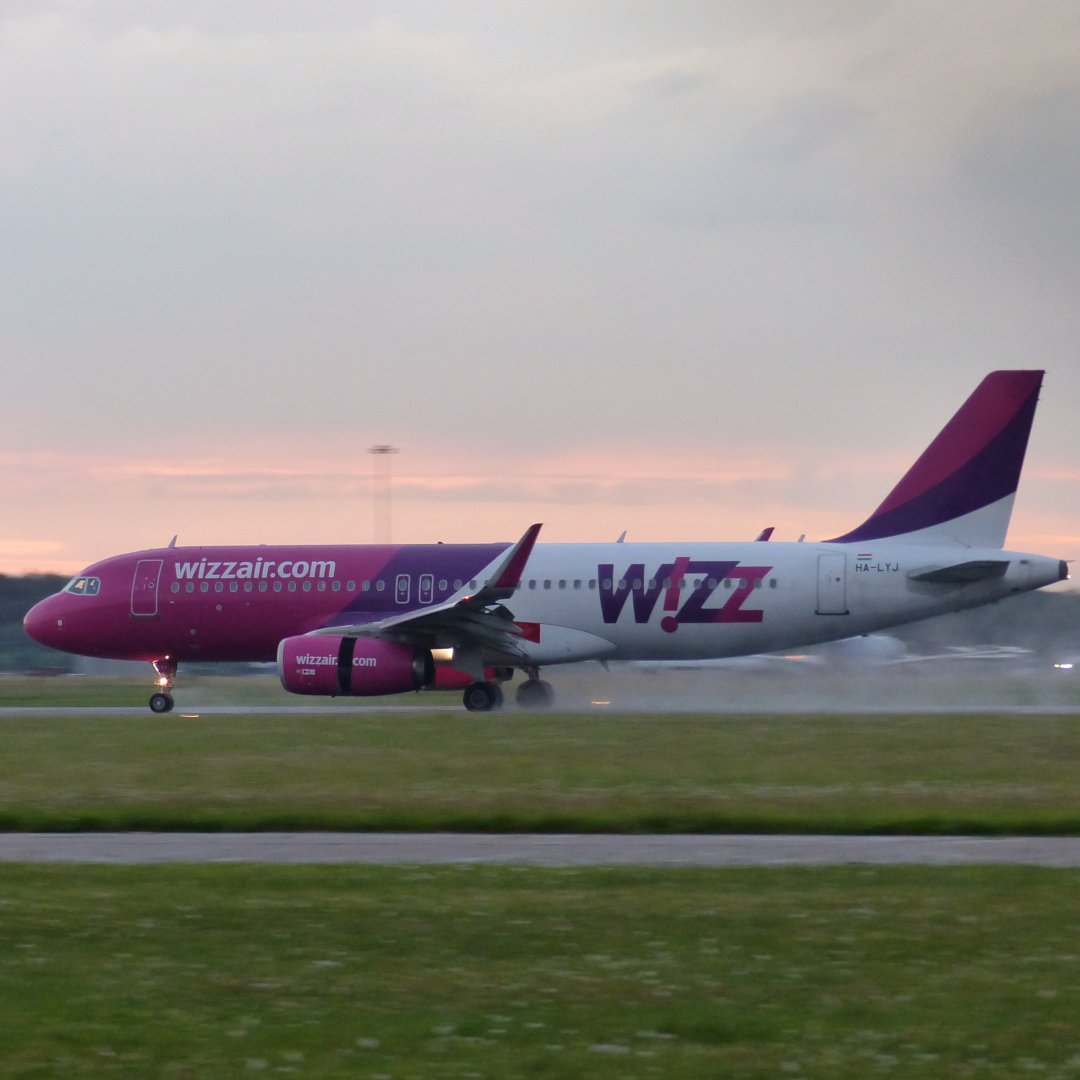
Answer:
[{"left": 1, "top": 574, "right": 71, "bottom": 671}]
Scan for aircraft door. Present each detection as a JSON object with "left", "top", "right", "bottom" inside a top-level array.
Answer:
[
  {"left": 131, "top": 559, "right": 164, "bottom": 617},
  {"left": 816, "top": 553, "right": 848, "bottom": 615},
  {"left": 395, "top": 574, "right": 411, "bottom": 605}
]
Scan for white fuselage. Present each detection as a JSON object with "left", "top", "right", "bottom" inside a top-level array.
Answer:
[{"left": 498, "top": 541, "right": 1064, "bottom": 666}]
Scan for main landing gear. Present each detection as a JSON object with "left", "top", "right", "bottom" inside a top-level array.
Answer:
[
  {"left": 515, "top": 677, "right": 555, "bottom": 709},
  {"left": 148, "top": 659, "right": 176, "bottom": 714},
  {"left": 461, "top": 669, "right": 555, "bottom": 712},
  {"left": 462, "top": 680, "right": 503, "bottom": 712}
]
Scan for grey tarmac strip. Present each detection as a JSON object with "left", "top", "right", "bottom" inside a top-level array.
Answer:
[{"left": 2, "top": 833, "right": 1080, "bottom": 866}]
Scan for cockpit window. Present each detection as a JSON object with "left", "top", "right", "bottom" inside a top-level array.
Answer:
[{"left": 64, "top": 576, "right": 101, "bottom": 596}]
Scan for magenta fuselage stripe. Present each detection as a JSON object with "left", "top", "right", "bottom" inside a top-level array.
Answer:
[{"left": 27, "top": 542, "right": 511, "bottom": 663}]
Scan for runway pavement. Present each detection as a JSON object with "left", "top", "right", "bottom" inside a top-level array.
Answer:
[{"left": 2, "top": 833, "right": 1080, "bottom": 866}]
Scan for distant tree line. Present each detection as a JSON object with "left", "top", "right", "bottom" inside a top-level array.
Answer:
[
  {"left": 888, "top": 587, "right": 1080, "bottom": 661},
  {"left": 0, "top": 574, "right": 72, "bottom": 672}
]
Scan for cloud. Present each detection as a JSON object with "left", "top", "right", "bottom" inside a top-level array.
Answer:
[
  {"left": 0, "top": 538, "right": 64, "bottom": 559},
  {"left": 1, "top": 3, "right": 1078, "bottom": 567}
]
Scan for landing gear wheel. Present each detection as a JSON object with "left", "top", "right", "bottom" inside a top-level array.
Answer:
[
  {"left": 516, "top": 678, "right": 555, "bottom": 710},
  {"left": 463, "top": 681, "right": 504, "bottom": 712},
  {"left": 149, "top": 692, "right": 175, "bottom": 714},
  {"left": 149, "top": 659, "right": 177, "bottom": 714}
]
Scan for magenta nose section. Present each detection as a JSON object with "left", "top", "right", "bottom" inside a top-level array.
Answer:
[{"left": 23, "top": 596, "right": 66, "bottom": 650}]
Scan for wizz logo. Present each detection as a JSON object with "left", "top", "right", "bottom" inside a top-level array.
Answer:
[{"left": 598, "top": 559, "right": 771, "bottom": 633}]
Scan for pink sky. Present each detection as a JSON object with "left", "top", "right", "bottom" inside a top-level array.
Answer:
[
  {"left": 5, "top": 441, "right": 1076, "bottom": 581},
  {"left": 3, "top": 6, "right": 1078, "bottom": 585}
]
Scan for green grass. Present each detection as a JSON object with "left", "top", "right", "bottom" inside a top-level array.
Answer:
[
  {"left": 1, "top": 706, "right": 1080, "bottom": 833},
  {"left": 1, "top": 864, "right": 1078, "bottom": 1078}
]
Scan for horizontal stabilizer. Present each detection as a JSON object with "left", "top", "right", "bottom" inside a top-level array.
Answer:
[{"left": 908, "top": 560, "right": 1010, "bottom": 584}]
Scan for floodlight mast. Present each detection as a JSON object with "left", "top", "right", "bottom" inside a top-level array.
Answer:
[{"left": 369, "top": 444, "right": 399, "bottom": 543}]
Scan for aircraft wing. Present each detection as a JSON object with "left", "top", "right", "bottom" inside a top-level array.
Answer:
[{"left": 311, "top": 523, "right": 543, "bottom": 666}]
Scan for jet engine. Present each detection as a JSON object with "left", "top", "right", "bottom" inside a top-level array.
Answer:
[{"left": 277, "top": 635, "right": 434, "bottom": 697}]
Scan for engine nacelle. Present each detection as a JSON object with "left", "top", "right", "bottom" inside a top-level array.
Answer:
[{"left": 277, "top": 636, "right": 434, "bottom": 697}]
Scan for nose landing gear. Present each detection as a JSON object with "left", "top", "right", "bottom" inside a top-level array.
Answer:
[{"left": 149, "top": 659, "right": 176, "bottom": 714}]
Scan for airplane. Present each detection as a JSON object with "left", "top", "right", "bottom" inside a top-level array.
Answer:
[{"left": 24, "top": 370, "right": 1069, "bottom": 713}]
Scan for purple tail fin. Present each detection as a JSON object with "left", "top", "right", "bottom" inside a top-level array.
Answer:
[{"left": 827, "top": 370, "right": 1044, "bottom": 547}]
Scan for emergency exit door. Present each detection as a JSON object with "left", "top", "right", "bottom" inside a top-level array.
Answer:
[
  {"left": 131, "top": 559, "right": 163, "bottom": 617},
  {"left": 816, "top": 553, "right": 848, "bottom": 615}
]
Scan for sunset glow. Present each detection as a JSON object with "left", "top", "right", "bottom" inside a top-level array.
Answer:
[{"left": 3, "top": 4, "right": 1078, "bottom": 585}]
